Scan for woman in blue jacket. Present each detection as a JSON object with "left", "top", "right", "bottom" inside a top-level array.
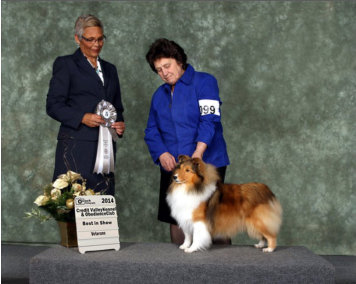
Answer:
[{"left": 145, "top": 38, "right": 230, "bottom": 244}]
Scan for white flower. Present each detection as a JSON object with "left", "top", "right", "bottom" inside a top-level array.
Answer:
[
  {"left": 52, "top": 178, "right": 68, "bottom": 189},
  {"left": 73, "top": 191, "right": 82, "bottom": 197},
  {"left": 85, "top": 189, "right": 95, "bottom": 196},
  {"left": 34, "top": 195, "right": 50, "bottom": 206},
  {"left": 57, "top": 174, "right": 69, "bottom": 181},
  {"left": 51, "top": 188, "right": 61, "bottom": 200},
  {"left": 71, "top": 183, "right": 82, "bottom": 192},
  {"left": 52, "top": 171, "right": 82, "bottom": 189},
  {"left": 67, "top": 171, "right": 82, "bottom": 182}
]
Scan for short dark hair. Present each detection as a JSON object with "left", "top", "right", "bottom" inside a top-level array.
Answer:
[{"left": 146, "top": 38, "right": 188, "bottom": 73}]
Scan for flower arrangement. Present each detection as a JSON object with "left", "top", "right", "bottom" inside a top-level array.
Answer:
[{"left": 26, "top": 171, "right": 97, "bottom": 223}]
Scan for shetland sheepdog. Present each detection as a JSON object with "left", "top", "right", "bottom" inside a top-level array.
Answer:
[{"left": 166, "top": 155, "right": 282, "bottom": 253}]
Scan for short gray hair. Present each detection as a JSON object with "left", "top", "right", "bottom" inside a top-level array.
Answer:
[{"left": 74, "top": 14, "right": 103, "bottom": 38}]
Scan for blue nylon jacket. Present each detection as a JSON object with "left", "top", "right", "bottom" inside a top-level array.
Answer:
[{"left": 144, "top": 64, "right": 230, "bottom": 168}]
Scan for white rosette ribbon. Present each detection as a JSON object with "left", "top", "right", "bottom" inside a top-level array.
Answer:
[{"left": 93, "top": 100, "right": 119, "bottom": 175}]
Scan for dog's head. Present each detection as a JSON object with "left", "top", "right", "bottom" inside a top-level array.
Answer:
[{"left": 172, "top": 155, "right": 206, "bottom": 185}]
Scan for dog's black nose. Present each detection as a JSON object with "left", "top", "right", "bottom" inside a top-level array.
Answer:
[{"left": 173, "top": 175, "right": 178, "bottom": 181}]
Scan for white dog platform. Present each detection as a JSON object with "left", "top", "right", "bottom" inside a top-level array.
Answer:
[{"left": 29, "top": 242, "right": 335, "bottom": 283}]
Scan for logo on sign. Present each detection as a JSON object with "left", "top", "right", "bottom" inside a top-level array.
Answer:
[{"left": 75, "top": 198, "right": 95, "bottom": 205}]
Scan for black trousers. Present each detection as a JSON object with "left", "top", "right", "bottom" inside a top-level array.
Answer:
[{"left": 157, "top": 166, "right": 227, "bottom": 224}]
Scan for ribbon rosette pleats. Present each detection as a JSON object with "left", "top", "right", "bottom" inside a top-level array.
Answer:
[{"left": 93, "top": 100, "right": 119, "bottom": 175}]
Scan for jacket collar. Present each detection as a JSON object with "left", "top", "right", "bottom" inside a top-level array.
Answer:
[
  {"left": 73, "top": 48, "right": 108, "bottom": 88},
  {"left": 163, "top": 64, "right": 194, "bottom": 92},
  {"left": 178, "top": 64, "right": 194, "bottom": 85}
]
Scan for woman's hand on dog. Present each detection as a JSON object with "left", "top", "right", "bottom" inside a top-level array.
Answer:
[
  {"left": 159, "top": 152, "right": 176, "bottom": 172},
  {"left": 192, "top": 142, "right": 207, "bottom": 160}
]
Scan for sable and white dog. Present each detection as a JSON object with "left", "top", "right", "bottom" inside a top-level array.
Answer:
[{"left": 166, "top": 155, "right": 282, "bottom": 253}]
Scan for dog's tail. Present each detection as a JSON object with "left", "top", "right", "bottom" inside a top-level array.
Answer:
[
  {"left": 246, "top": 197, "right": 282, "bottom": 239},
  {"left": 266, "top": 198, "right": 283, "bottom": 236}
]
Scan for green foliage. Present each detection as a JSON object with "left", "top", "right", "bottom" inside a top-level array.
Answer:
[
  {"left": 24, "top": 208, "right": 51, "bottom": 223},
  {"left": 26, "top": 171, "right": 93, "bottom": 223}
]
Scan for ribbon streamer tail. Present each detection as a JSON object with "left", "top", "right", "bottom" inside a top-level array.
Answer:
[{"left": 94, "top": 126, "right": 115, "bottom": 175}]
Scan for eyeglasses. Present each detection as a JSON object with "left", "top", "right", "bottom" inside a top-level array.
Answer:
[{"left": 81, "top": 35, "right": 106, "bottom": 44}]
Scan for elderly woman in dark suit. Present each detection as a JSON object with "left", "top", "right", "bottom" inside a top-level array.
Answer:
[{"left": 46, "top": 15, "right": 125, "bottom": 195}]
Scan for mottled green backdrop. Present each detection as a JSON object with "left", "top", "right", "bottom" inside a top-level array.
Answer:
[{"left": 2, "top": 1, "right": 355, "bottom": 255}]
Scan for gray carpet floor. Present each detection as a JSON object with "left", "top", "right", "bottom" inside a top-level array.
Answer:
[{"left": 2, "top": 243, "right": 356, "bottom": 283}]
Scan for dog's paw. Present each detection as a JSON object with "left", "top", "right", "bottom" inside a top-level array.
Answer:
[
  {"left": 254, "top": 240, "right": 266, "bottom": 249},
  {"left": 184, "top": 247, "right": 198, "bottom": 253},
  {"left": 179, "top": 243, "right": 190, "bottom": 250},
  {"left": 263, "top": 247, "right": 275, "bottom": 253}
]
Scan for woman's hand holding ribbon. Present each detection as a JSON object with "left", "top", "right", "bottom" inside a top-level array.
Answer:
[
  {"left": 82, "top": 113, "right": 105, "bottom": 127},
  {"left": 111, "top": 121, "right": 126, "bottom": 136}
]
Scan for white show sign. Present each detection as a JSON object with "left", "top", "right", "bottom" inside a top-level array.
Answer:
[{"left": 74, "top": 195, "right": 120, "bottom": 254}]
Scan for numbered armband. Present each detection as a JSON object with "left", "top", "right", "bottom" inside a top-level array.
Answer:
[{"left": 199, "top": 99, "right": 220, "bottom": 116}]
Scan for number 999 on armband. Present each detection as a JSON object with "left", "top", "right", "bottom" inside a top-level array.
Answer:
[
  {"left": 198, "top": 99, "right": 220, "bottom": 116},
  {"left": 200, "top": 105, "right": 216, "bottom": 115}
]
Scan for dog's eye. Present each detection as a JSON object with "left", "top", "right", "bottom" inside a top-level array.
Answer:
[{"left": 185, "top": 169, "right": 190, "bottom": 172}]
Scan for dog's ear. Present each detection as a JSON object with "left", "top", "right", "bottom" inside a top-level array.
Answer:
[
  {"left": 192, "top": 158, "right": 205, "bottom": 180},
  {"left": 178, "top": 155, "right": 190, "bottom": 164}
]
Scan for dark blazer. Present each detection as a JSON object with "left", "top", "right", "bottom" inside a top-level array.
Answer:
[{"left": 46, "top": 48, "right": 124, "bottom": 141}]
